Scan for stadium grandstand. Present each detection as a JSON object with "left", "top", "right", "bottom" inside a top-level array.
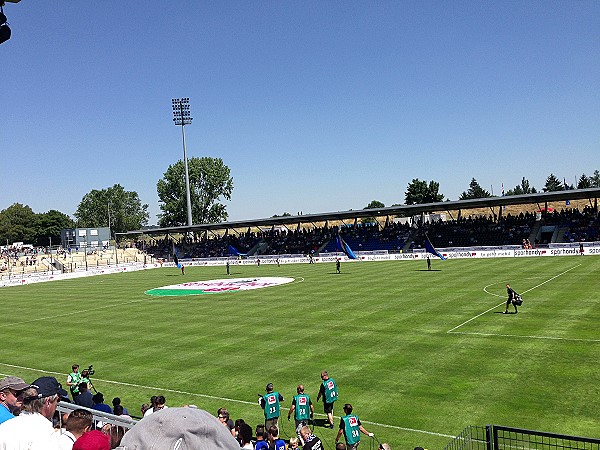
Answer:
[
  {"left": 2, "top": 188, "right": 599, "bottom": 281},
  {"left": 120, "top": 188, "right": 600, "bottom": 261}
]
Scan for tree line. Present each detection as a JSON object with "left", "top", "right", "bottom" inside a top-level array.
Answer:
[{"left": 1, "top": 163, "right": 599, "bottom": 246}]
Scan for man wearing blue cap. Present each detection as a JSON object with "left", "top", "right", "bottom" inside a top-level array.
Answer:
[{"left": 0, "top": 376, "right": 67, "bottom": 449}]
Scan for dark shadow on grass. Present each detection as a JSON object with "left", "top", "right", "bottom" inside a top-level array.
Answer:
[
  {"left": 311, "top": 418, "right": 330, "bottom": 428},
  {"left": 494, "top": 311, "right": 517, "bottom": 314},
  {"left": 417, "top": 269, "right": 442, "bottom": 272}
]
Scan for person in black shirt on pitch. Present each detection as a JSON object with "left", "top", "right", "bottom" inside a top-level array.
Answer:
[{"left": 504, "top": 283, "right": 518, "bottom": 314}]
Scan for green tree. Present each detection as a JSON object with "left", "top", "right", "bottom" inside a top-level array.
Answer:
[
  {"left": 34, "top": 210, "right": 74, "bottom": 246},
  {"left": 405, "top": 179, "right": 445, "bottom": 205},
  {"left": 591, "top": 170, "right": 600, "bottom": 188},
  {"left": 157, "top": 157, "right": 233, "bottom": 226},
  {"left": 543, "top": 173, "right": 563, "bottom": 192},
  {"left": 577, "top": 174, "right": 592, "bottom": 189},
  {"left": 361, "top": 200, "right": 385, "bottom": 224},
  {"left": 505, "top": 177, "right": 537, "bottom": 196},
  {"left": 74, "top": 184, "right": 149, "bottom": 234},
  {"left": 459, "top": 178, "right": 492, "bottom": 200},
  {"left": 0, "top": 203, "right": 37, "bottom": 244}
]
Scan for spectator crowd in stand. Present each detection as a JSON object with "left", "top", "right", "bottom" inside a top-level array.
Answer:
[{"left": 143, "top": 209, "right": 587, "bottom": 260}]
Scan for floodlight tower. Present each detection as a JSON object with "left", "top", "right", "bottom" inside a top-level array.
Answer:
[{"left": 172, "top": 98, "right": 193, "bottom": 227}]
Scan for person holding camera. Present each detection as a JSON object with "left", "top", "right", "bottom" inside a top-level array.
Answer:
[
  {"left": 66, "top": 364, "right": 82, "bottom": 398},
  {"left": 258, "top": 383, "right": 284, "bottom": 430}
]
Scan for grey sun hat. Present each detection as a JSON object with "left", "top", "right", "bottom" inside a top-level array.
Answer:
[{"left": 116, "top": 407, "right": 240, "bottom": 450}]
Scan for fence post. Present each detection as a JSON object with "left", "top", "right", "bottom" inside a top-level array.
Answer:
[{"left": 486, "top": 425, "right": 493, "bottom": 450}]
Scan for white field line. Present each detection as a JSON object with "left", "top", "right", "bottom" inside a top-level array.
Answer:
[
  {"left": 448, "top": 264, "right": 582, "bottom": 334},
  {"left": 0, "top": 362, "right": 454, "bottom": 438},
  {"left": 448, "top": 331, "right": 600, "bottom": 343}
]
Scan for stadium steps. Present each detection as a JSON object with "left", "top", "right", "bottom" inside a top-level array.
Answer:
[
  {"left": 528, "top": 221, "right": 542, "bottom": 244},
  {"left": 402, "top": 228, "right": 420, "bottom": 252},
  {"left": 552, "top": 225, "right": 570, "bottom": 243}
]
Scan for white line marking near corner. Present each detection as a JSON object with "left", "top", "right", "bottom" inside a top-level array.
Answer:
[
  {"left": 447, "top": 302, "right": 506, "bottom": 333},
  {"left": 519, "top": 264, "right": 581, "bottom": 294},
  {"left": 0, "top": 362, "right": 455, "bottom": 438},
  {"left": 449, "top": 264, "right": 582, "bottom": 334},
  {"left": 449, "top": 331, "right": 600, "bottom": 343}
]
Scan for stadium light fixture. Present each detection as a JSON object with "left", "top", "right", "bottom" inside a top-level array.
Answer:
[
  {"left": 0, "top": 0, "right": 20, "bottom": 45},
  {"left": 172, "top": 98, "right": 194, "bottom": 227}
]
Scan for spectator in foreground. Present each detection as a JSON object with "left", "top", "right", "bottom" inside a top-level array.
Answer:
[
  {"left": 268, "top": 426, "right": 286, "bottom": 450},
  {"left": 0, "top": 376, "right": 30, "bottom": 424},
  {"left": 143, "top": 395, "right": 167, "bottom": 417},
  {"left": 255, "top": 424, "right": 269, "bottom": 450},
  {"left": 74, "top": 382, "right": 94, "bottom": 408},
  {"left": 115, "top": 407, "right": 240, "bottom": 449},
  {"left": 299, "top": 425, "right": 323, "bottom": 450},
  {"left": 92, "top": 392, "right": 112, "bottom": 414},
  {"left": 112, "top": 397, "right": 129, "bottom": 416},
  {"left": 58, "top": 408, "right": 93, "bottom": 450},
  {"left": 0, "top": 376, "right": 68, "bottom": 449},
  {"left": 72, "top": 429, "right": 111, "bottom": 450},
  {"left": 238, "top": 422, "right": 254, "bottom": 449},
  {"left": 217, "top": 407, "right": 235, "bottom": 436}
]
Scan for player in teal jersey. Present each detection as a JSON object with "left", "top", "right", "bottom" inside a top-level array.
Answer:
[
  {"left": 316, "top": 371, "right": 338, "bottom": 428},
  {"left": 258, "top": 383, "right": 284, "bottom": 429},
  {"left": 288, "top": 384, "right": 314, "bottom": 441},
  {"left": 335, "top": 404, "right": 373, "bottom": 450}
]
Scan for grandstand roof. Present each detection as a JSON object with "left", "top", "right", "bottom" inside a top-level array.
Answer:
[{"left": 118, "top": 187, "right": 600, "bottom": 237}]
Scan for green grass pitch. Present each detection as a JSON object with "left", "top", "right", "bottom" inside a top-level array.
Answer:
[{"left": 1, "top": 256, "right": 599, "bottom": 449}]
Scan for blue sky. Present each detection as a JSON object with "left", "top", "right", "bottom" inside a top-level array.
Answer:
[{"left": 2, "top": 1, "right": 598, "bottom": 224}]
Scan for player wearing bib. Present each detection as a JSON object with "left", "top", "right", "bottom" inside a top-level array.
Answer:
[
  {"left": 316, "top": 371, "right": 338, "bottom": 428},
  {"left": 335, "top": 404, "right": 373, "bottom": 450},
  {"left": 288, "top": 385, "right": 314, "bottom": 441},
  {"left": 259, "top": 383, "right": 284, "bottom": 429}
]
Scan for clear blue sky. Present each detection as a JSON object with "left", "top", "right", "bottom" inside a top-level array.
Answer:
[{"left": 2, "top": 1, "right": 598, "bottom": 224}]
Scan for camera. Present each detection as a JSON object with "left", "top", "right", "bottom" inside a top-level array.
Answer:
[{"left": 87, "top": 365, "right": 95, "bottom": 377}]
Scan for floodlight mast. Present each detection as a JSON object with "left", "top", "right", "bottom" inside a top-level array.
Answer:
[{"left": 172, "top": 98, "right": 193, "bottom": 227}]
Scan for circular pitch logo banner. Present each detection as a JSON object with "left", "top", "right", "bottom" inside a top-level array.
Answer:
[{"left": 145, "top": 277, "right": 295, "bottom": 296}]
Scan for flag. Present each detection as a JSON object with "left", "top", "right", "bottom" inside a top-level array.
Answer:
[
  {"left": 424, "top": 235, "right": 446, "bottom": 260},
  {"left": 173, "top": 253, "right": 181, "bottom": 268},
  {"left": 335, "top": 235, "right": 358, "bottom": 260},
  {"left": 502, "top": 183, "right": 506, "bottom": 210},
  {"left": 228, "top": 245, "right": 247, "bottom": 256}
]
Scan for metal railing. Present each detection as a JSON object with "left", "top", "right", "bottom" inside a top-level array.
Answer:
[{"left": 444, "top": 425, "right": 600, "bottom": 450}]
